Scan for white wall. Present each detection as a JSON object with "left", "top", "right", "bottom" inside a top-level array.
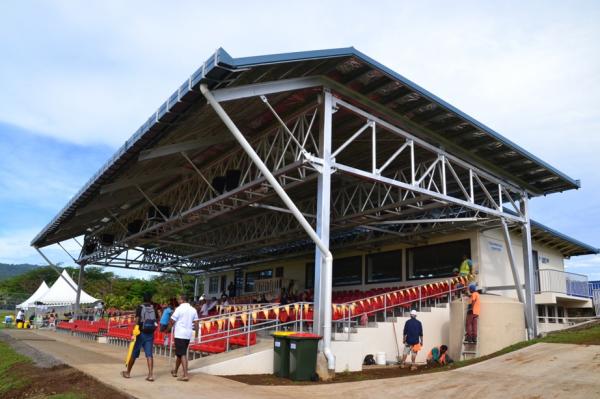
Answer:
[{"left": 479, "top": 228, "right": 565, "bottom": 300}]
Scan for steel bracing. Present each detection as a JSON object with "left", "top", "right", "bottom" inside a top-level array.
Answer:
[{"left": 35, "top": 79, "right": 548, "bottom": 338}]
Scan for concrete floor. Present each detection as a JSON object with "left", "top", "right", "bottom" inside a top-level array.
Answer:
[{"left": 2, "top": 328, "right": 599, "bottom": 399}]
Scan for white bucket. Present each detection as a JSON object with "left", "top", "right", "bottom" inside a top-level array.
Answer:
[{"left": 375, "top": 351, "right": 386, "bottom": 365}]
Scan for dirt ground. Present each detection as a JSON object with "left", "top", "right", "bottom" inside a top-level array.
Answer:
[
  {"left": 228, "top": 363, "right": 437, "bottom": 385},
  {"left": 5, "top": 362, "right": 131, "bottom": 399},
  {"left": 2, "top": 328, "right": 599, "bottom": 399},
  {"left": 0, "top": 330, "right": 130, "bottom": 399}
]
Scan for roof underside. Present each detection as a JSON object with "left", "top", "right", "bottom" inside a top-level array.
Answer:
[{"left": 31, "top": 47, "right": 594, "bottom": 270}]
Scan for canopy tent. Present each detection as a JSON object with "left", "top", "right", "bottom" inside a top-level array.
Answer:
[
  {"left": 37, "top": 270, "right": 98, "bottom": 306},
  {"left": 16, "top": 281, "right": 49, "bottom": 310}
]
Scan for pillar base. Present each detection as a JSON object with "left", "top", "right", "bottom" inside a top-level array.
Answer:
[{"left": 316, "top": 353, "right": 335, "bottom": 381}]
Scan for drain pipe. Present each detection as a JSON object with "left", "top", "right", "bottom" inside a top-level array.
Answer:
[{"left": 200, "top": 84, "right": 335, "bottom": 371}]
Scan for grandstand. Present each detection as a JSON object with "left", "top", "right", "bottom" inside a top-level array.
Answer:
[{"left": 31, "top": 47, "right": 598, "bottom": 375}]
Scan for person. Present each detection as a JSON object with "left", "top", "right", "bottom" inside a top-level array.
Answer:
[
  {"left": 227, "top": 281, "right": 236, "bottom": 298},
  {"left": 159, "top": 298, "right": 178, "bottom": 332},
  {"left": 465, "top": 284, "right": 480, "bottom": 343},
  {"left": 459, "top": 254, "right": 473, "bottom": 277},
  {"left": 168, "top": 294, "right": 199, "bottom": 382},
  {"left": 16, "top": 309, "right": 25, "bottom": 326},
  {"left": 200, "top": 297, "right": 217, "bottom": 317},
  {"left": 400, "top": 309, "right": 423, "bottom": 370},
  {"left": 426, "top": 345, "right": 453, "bottom": 366},
  {"left": 121, "top": 292, "right": 157, "bottom": 382},
  {"left": 94, "top": 301, "right": 104, "bottom": 321},
  {"left": 279, "top": 287, "right": 289, "bottom": 305}
]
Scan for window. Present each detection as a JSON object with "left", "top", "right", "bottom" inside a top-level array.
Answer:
[
  {"left": 244, "top": 269, "right": 273, "bottom": 292},
  {"left": 208, "top": 276, "right": 219, "bottom": 294},
  {"left": 275, "top": 267, "right": 284, "bottom": 278},
  {"left": 407, "top": 239, "right": 470, "bottom": 280},
  {"left": 366, "top": 250, "right": 402, "bottom": 283},
  {"left": 333, "top": 256, "right": 363, "bottom": 286},
  {"left": 305, "top": 263, "right": 314, "bottom": 290}
]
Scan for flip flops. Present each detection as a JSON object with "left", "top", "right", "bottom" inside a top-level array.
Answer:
[
  {"left": 121, "top": 371, "right": 130, "bottom": 379},
  {"left": 146, "top": 376, "right": 155, "bottom": 382},
  {"left": 177, "top": 376, "right": 189, "bottom": 382},
  {"left": 171, "top": 370, "right": 178, "bottom": 377}
]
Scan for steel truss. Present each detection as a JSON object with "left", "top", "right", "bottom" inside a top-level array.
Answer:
[{"left": 71, "top": 80, "right": 538, "bottom": 336}]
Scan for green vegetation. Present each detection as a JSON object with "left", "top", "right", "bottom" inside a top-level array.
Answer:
[
  {"left": 0, "top": 263, "right": 40, "bottom": 281},
  {"left": 0, "top": 265, "right": 199, "bottom": 309},
  {"left": 0, "top": 340, "right": 30, "bottom": 396}
]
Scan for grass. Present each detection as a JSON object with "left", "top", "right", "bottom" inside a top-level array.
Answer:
[
  {"left": 0, "top": 340, "right": 31, "bottom": 395},
  {"left": 45, "top": 393, "right": 87, "bottom": 399}
]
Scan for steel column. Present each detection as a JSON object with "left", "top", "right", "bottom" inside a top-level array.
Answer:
[
  {"left": 500, "top": 218, "right": 531, "bottom": 331},
  {"left": 194, "top": 276, "right": 200, "bottom": 301},
  {"left": 520, "top": 197, "right": 538, "bottom": 338},
  {"left": 313, "top": 90, "right": 333, "bottom": 342},
  {"left": 75, "top": 263, "right": 84, "bottom": 316}
]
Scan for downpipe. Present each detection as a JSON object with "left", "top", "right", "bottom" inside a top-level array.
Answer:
[{"left": 200, "top": 83, "right": 336, "bottom": 371}]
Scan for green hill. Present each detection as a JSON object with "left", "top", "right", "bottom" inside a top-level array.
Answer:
[{"left": 0, "top": 263, "right": 41, "bottom": 281}]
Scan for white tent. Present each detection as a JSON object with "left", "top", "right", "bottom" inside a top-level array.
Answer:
[
  {"left": 37, "top": 270, "right": 99, "bottom": 306},
  {"left": 16, "top": 281, "right": 49, "bottom": 309}
]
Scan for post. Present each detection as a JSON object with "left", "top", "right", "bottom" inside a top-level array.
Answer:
[
  {"left": 75, "top": 263, "right": 84, "bottom": 318},
  {"left": 194, "top": 276, "right": 200, "bottom": 301},
  {"left": 520, "top": 197, "right": 538, "bottom": 338},
  {"left": 313, "top": 90, "right": 333, "bottom": 341}
]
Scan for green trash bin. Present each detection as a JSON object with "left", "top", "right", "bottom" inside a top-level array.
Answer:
[
  {"left": 288, "top": 333, "right": 322, "bottom": 381},
  {"left": 272, "top": 331, "right": 295, "bottom": 378}
]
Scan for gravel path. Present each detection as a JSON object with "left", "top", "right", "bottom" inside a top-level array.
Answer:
[{"left": 0, "top": 329, "right": 64, "bottom": 368}]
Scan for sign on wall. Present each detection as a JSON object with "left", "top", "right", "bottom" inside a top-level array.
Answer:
[{"left": 489, "top": 241, "right": 503, "bottom": 252}]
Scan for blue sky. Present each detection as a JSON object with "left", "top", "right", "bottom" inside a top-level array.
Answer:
[{"left": 0, "top": 1, "right": 599, "bottom": 279}]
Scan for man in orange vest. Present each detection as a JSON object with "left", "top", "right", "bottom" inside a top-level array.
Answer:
[{"left": 465, "top": 284, "right": 480, "bottom": 343}]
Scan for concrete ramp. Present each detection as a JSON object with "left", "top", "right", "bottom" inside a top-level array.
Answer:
[{"left": 190, "top": 340, "right": 273, "bottom": 375}]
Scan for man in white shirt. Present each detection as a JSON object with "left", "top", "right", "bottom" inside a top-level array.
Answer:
[
  {"left": 168, "top": 294, "right": 199, "bottom": 381},
  {"left": 16, "top": 309, "right": 25, "bottom": 324}
]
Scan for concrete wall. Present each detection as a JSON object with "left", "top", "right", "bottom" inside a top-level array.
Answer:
[
  {"left": 332, "top": 305, "right": 450, "bottom": 372},
  {"left": 449, "top": 294, "right": 526, "bottom": 360},
  {"left": 192, "top": 347, "right": 275, "bottom": 375},
  {"left": 479, "top": 228, "right": 565, "bottom": 300}
]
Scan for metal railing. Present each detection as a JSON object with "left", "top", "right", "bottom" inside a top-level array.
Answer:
[
  {"left": 253, "top": 278, "right": 290, "bottom": 295},
  {"left": 535, "top": 269, "right": 590, "bottom": 298},
  {"left": 334, "top": 276, "right": 471, "bottom": 341}
]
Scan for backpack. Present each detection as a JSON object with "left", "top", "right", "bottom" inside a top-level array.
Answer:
[
  {"left": 363, "top": 354, "right": 376, "bottom": 366},
  {"left": 140, "top": 304, "right": 157, "bottom": 333}
]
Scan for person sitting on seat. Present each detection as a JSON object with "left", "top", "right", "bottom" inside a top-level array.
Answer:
[{"left": 426, "top": 345, "right": 452, "bottom": 366}]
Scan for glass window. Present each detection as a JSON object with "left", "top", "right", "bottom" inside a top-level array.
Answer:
[
  {"left": 208, "top": 276, "right": 219, "bottom": 294},
  {"left": 333, "top": 256, "right": 363, "bottom": 286},
  {"left": 366, "top": 250, "right": 402, "bottom": 283},
  {"left": 305, "top": 263, "right": 315, "bottom": 290},
  {"left": 407, "top": 239, "right": 471, "bottom": 280},
  {"left": 244, "top": 269, "right": 273, "bottom": 292}
]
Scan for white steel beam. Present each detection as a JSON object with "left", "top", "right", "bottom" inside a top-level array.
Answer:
[
  {"left": 331, "top": 161, "right": 525, "bottom": 223},
  {"left": 200, "top": 83, "right": 335, "bottom": 371},
  {"left": 211, "top": 76, "right": 323, "bottom": 102},
  {"left": 520, "top": 197, "right": 539, "bottom": 338},
  {"left": 500, "top": 218, "right": 531, "bottom": 331}
]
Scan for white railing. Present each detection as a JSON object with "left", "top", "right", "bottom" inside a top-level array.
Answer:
[
  {"left": 253, "top": 277, "right": 289, "bottom": 295},
  {"left": 535, "top": 269, "right": 590, "bottom": 298}
]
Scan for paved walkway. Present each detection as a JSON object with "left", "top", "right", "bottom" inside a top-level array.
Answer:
[{"left": 3, "top": 329, "right": 600, "bottom": 399}]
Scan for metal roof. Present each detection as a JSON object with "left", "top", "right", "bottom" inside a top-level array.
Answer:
[{"left": 32, "top": 47, "right": 583, "bottom": 250}]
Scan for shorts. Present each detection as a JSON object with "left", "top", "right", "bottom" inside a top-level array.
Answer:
[
  {"left": 403, "top": 344, "right": 418, "bottom": 356},
  {"left": 174, "top": 338, "right": 190, "bottom": 357},
  {"left": 132, "top": 332, "right": 154, "bottom": 359}
]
